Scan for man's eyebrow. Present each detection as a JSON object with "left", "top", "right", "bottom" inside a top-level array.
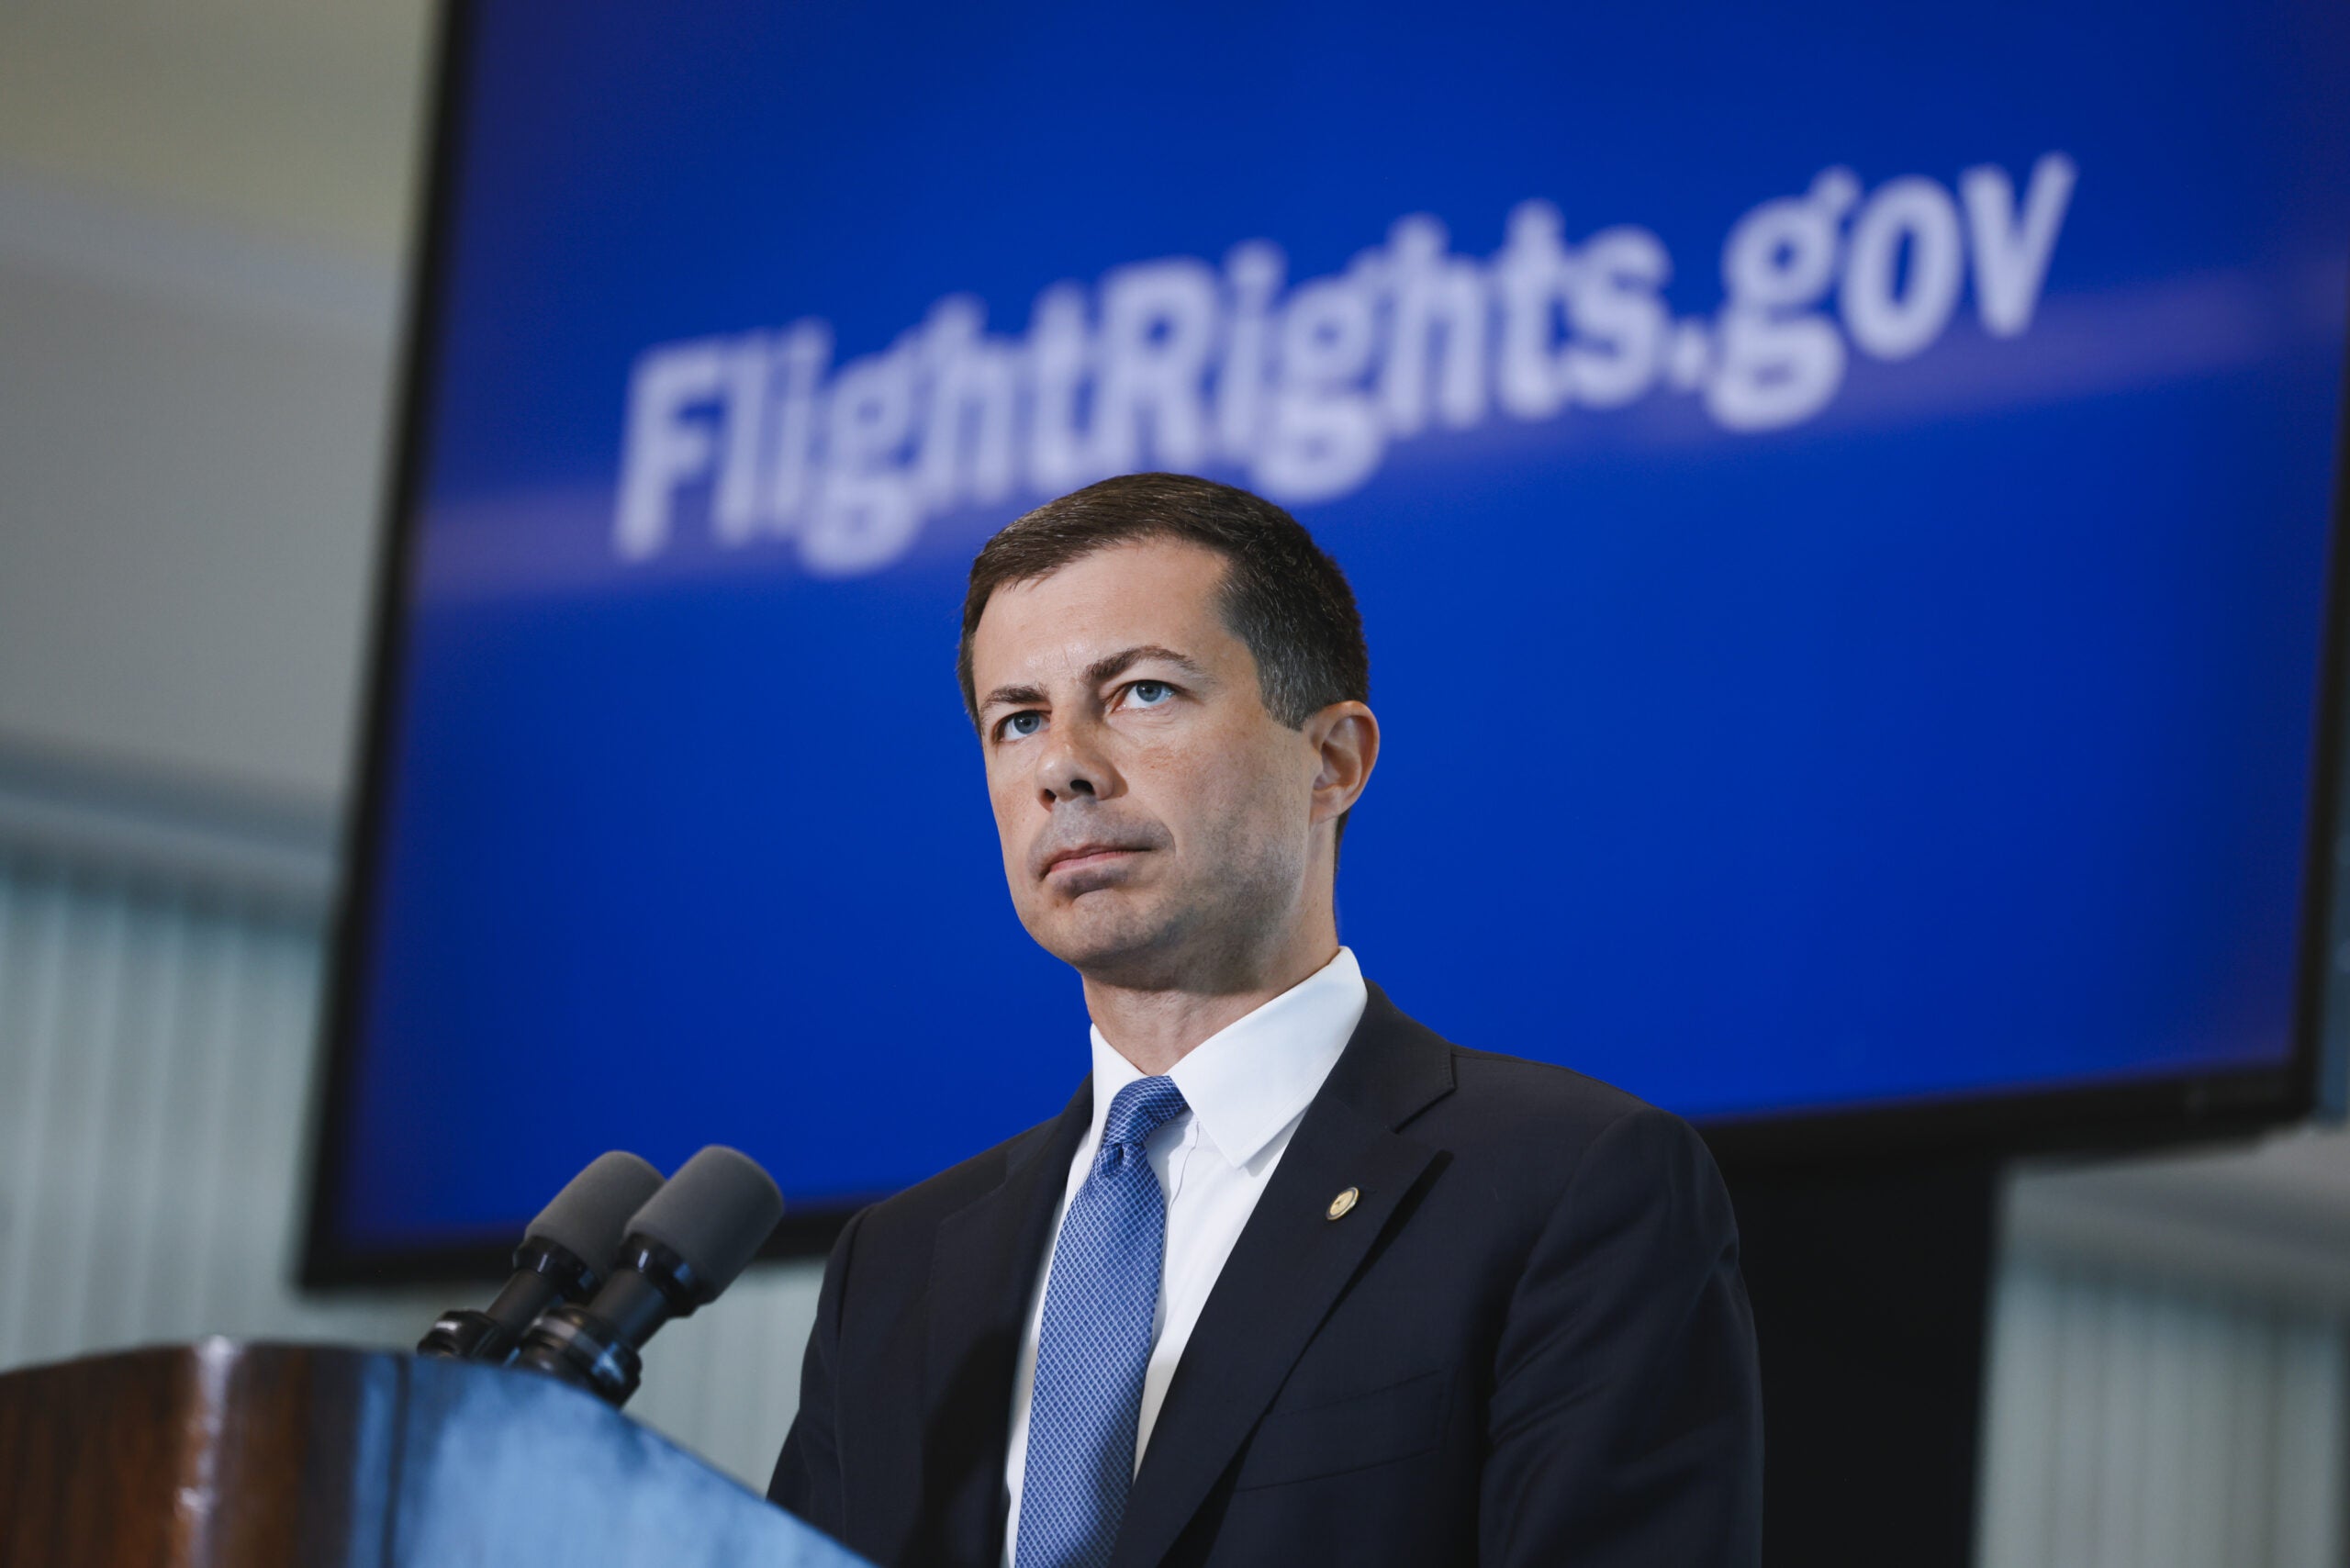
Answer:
[
  {"left": 977, "top": 647, "right": 1206, "bottom": 715},
  {"left": 978, "top": 681, "right": 1048, "bottom": 713},
  {"left": 1085, "top": 644, "right": 1208, "bottom": 686}
]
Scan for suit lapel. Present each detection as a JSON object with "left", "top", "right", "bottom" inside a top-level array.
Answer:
[
  {"left": 1110, "top": 985, "right": 1457, "bottom": 1568},
  {"left": 916, "top": 1081, "right": 1091, "bottom": 1567}
]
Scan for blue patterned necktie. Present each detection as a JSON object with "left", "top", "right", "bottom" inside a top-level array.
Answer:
[{"left": 1013, "top": 1075, "right": 1191, "bottom": 1568}]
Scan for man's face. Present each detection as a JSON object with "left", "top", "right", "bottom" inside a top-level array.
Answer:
[{"left": 969, "top": 540, "right": 1331, "bottom": 988}]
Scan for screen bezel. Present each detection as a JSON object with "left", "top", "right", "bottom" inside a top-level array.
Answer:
[{"left": 299, "top": 0, "right": 2347, "bottom": 1288}]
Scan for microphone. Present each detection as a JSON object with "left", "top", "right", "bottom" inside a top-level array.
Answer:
[
  {"left": 513, "top": 1145, "right": 784, "bottom": 1407},
  {"left": 417, "top": 1150, "right": 666, "bottom": 1364}
]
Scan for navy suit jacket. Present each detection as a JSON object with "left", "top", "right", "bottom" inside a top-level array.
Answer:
[{"left": 770, "top": 982, "right": 1762, "bottom": 1566}]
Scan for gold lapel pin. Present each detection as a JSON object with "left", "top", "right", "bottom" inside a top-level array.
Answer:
[{"left": 1326, "top": 1186, "right": 1360, "bottom": 1221}]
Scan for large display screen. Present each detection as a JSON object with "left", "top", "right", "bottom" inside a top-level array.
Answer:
[{"left": 310, "top": 0, "right": 2350, "bottom": 1273}]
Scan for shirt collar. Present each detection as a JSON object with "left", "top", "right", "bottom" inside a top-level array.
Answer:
[{"left": 1086, "top": 946, "right": 1368, "bottom": 1171}]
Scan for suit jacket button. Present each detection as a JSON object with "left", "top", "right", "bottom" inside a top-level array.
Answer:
[{"left": 1326, "top": 1186, "right": 1360, "bottom": 1220}]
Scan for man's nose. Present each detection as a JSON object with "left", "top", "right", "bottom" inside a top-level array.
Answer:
[{"left": 1037, "top": 717, "right": 1119, "bottom": 806}]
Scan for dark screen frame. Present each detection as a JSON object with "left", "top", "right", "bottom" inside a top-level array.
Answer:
[{"left": 299, "top": 0, "right": 2349, "bottom": 1289}]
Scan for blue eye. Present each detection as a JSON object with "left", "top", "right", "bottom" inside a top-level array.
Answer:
[
  {"left": 1128, "top": 681, "right": 1172, "bottom": 707},
  {"left": 1002, "top": 711, "right": 1044, "bottom": 739}
]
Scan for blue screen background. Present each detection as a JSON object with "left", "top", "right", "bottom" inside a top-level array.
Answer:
[{"left": 330, "top": 0, "right": 2350, "bottom": 1252}]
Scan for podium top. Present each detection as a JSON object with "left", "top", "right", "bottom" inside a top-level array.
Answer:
[{"left": 0, "top": 1339, "right": 869, "bottom": 1568}]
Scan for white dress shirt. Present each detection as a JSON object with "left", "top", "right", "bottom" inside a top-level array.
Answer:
[{"left": 1000, "top": 946, "right": 1369, "bottom": 1565}]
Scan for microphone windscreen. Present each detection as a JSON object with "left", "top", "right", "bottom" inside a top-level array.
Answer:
[
  {"left": 625, "top": 1145, "right": 785, "bottom": 1294},
  {"left": 525, "top": 1150, "right": 667, "bottom": 1266}
]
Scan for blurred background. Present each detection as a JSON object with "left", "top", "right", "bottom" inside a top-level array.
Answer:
[{"left": 2, "top": 4, "right": 2348, "bottom": 1564}]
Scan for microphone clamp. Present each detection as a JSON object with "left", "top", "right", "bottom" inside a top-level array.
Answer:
[
  {"left": 513, "top": 1235, "right": 713, "bottom": 1406},
  {"left": 418, "top": 1234, "right": 602, "bottom": 1363}
]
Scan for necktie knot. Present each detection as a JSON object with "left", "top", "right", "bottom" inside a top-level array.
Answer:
[{"left": 1102, "top": 1076, "right": 1188, "bottom": 1152}]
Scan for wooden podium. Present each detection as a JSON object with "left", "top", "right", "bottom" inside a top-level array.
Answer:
[{"left": 0, "top": 1340, "right": 868, "bottom": 1567}]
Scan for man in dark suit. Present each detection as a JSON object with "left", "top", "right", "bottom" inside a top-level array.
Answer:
[{"left": 771, "top": 473, "right": 1762, "bottom": 1566}]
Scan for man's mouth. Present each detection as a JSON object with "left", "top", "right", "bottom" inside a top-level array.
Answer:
[{"left": 1039, "top": 843, "right": 1146, "bottom": 879}]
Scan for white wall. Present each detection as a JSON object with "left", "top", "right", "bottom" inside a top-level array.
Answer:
[
  {"left": 0, "top": 174, "right": 394, "bottom": 801},
  {"left": 0, "top": 0, "right": 422, "bottom": 804},
  {"left": 1981, "top": 1258, "right": 2346, "bottom": 1568}
]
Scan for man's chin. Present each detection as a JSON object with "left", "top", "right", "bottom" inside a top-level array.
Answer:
[{"left": 1026, "top": 899, "right": 1186, "bottom": 984}]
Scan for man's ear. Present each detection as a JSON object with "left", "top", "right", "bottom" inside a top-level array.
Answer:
[{"left": 1307, "top": 701, "right": 1380, "bottom": 827}]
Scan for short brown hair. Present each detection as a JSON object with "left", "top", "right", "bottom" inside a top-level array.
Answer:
[{"left": 958, "top": 473, "right": 1371, "bottom": 829}]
